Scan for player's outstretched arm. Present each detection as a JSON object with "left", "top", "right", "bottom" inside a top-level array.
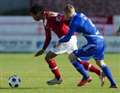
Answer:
[{"left": 35, "top": 26, "right": 51, "bottom": 57}]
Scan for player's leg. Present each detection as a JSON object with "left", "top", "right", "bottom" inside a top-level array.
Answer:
[
  {"left": 66, "top": 36, "right": 92, "bottom": 86},
  {"left": 69, "top": 52, "right": 92, "bottom": 86},
  {"left": 46, "top": 42, "right": 71, "bottom": 85},
  {"left": 45, "top": 51, "right": 63, "bottom": 85},
  {"left": 79, "top": 60, "right": 102, "bottom": 77},
  {"left": 96, "top": 60, "right": 117, "bottom": 88},
  {"left": 67, "top": 36, "right": 102, "bottom": 79},
  {"left": 76, "top": 58, "right": 105, "bottom": 87},
  {"left": 94, "top": 42, "right": 117, "bottom": 88},
  {"left": 70, "top": 44, "right": 105, "bottom": 86}
]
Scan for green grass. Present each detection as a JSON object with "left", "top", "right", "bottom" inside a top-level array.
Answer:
[{"left": 0, "top": 53, "right": 120, "bottom": 93}]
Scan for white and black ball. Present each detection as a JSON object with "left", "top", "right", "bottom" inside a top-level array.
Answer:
[{"left": 8, "top": 75, "right": 21, "bottom": 88}]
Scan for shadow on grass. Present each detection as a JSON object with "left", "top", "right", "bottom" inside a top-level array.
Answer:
[{"left": 0, "top": 87, "right": 40, "bottom": 90}]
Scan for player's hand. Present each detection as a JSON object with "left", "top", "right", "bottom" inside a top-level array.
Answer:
[{"left": 34, "top": 49, "right": 45, "bottom": 57}]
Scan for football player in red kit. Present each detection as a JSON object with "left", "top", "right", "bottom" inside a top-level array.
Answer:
[{"left": 30, "top": 4, "right": 105, "bottom": 86}]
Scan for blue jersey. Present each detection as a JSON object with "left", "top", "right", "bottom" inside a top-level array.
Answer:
[{"left": 59, "top": 12, "right": 104, "bottom": 44}]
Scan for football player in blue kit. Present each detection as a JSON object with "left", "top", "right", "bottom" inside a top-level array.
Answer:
[{"left": 58, "top": 4, "right": 117, "bottom": 88}]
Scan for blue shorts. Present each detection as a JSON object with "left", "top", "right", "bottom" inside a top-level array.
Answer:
[{"left": 73, "top": 42, "right": 105, "bottom": 61}]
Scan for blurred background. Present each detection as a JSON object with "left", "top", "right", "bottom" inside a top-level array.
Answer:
[{"left": 0, "top": 0, "right": 120, "bottom": 53}]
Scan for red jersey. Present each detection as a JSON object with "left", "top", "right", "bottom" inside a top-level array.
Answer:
[{"left": 42, "top": 11, "right": 69, "bottom": 50}]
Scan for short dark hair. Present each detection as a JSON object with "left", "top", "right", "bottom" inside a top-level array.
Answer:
[{"left": 30, "top": 4, "right": 44, "bottom": 14}]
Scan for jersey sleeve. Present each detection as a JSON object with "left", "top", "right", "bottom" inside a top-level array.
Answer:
[
  {"left": 59, "top": 21, "right": 77, "bottom": 43},
  {"left": 42, "top": 26, "right": 51, "bottom": 50}
]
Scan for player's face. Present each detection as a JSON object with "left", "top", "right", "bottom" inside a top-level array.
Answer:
[
  {"left": 30, "top": 12, "right": 44, "bottom": 21},
  {"left": 64, "top": 12, "right": 71, "bottom": 20},
  {"left": 64, "top": 11, "right": 74, "bottom": 21}
]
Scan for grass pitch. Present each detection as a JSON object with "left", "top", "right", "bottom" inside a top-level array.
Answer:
[{"left": 0, "top": 53, "right": 120, "bottom": 93}]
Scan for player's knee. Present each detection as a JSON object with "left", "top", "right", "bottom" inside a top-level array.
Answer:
[
  {"left": 45, "top": 53, "right": 51, "bottom": 61},
  {"left": 45, "top": 55, "right": 49, "bottom": 62},
  {"left": 45, "top": 51, "right": 57, "bottom": 61},
  {"left": 68, "top": 53, "right": 77, "bottom": 62},
  {"left": 96, "top": 60, "right": 106, "bottom": 67}
]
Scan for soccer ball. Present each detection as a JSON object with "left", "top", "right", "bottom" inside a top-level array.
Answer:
[{"left": 8, "top": 75, "right": 21, "bottom": 88}]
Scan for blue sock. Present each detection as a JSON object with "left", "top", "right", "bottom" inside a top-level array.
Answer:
[
  {"left": 72, "top": 60, "right": 89, "bottom": 79},
  {"left": 102, "top": 66, "right": 116, "bottom": 85}
]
